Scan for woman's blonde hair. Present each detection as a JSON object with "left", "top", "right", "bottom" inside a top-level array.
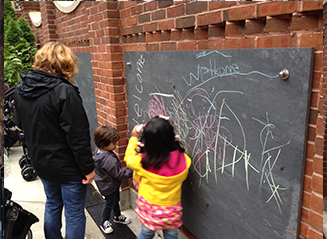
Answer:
[{"left": 32, "top": 42, "right": 79, "bottom": 83}]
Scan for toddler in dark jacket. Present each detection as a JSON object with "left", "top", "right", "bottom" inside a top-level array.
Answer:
[{"left": 93, "top": 125, "right": 133, "bottom": 234}]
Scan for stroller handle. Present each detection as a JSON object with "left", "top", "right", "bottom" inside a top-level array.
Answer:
[{"left": 4, "top": 87, "right": 16, "bottom": 98}]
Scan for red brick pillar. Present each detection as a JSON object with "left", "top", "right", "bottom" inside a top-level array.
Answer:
[
  {"left": 87, "top": 2, "right": 128, "bottom": 159},
  {"left": 324, "top": 11, "right": 327, "bottom": 202},
  {"left": 87, "top": 1, "right": 129, "bottom": 189},
  {"left": 39, "top": 1, "right": 58, "bottom": 45}
]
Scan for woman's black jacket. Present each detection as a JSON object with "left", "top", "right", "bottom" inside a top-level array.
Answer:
[{"left": 14, "top": 69, "right": 94, "bottom": 182}]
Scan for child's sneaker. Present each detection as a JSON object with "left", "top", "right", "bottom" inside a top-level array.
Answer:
[
  {"left": 100, "top": 220, "right": 113, "bottom": 234},
  {"left": 113, "top": 215, "right": 131, "bottom": 224}
]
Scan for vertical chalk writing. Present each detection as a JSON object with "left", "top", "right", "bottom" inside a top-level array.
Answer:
[{"left": 132, "top": 55, "right": 145, "bottom": 124}]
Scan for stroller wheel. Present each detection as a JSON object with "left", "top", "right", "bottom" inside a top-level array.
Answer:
[
  {"left": 21, "top": 165, "right": 37, "bottom": 182},
  {"left": 6, "top": 204, "right": 19, "bottom": 221},
  {"left": 19, "top": 156, "right": 27, "bottom": 168}
]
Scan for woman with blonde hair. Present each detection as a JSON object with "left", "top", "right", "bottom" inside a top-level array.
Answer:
[{"left": 14, "top": 42, "right": 95, "bottom": 239}]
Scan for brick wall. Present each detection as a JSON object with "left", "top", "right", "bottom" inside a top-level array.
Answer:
[
  {"left": 55, "top": 1, "right": 89, "bottom": 51},
  {"left": 84, "top": 2, "right": 128, "bottom": 163},
  {"left": 18, "top": 1, "right": 324, "bottom": 238},
  {"left": 119, "top": 2, "right": 323, "bottom": 238},
  {"left": 17, "top": 2, "right": 39, "bottom": 27},
  {"left": 323, "top": 4, "right": 327, "bottom": 202}
]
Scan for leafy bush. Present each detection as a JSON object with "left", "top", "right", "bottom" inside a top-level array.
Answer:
[
  {"left": 4, "top": 41, "right": 37, "bottom": 87},
  {"left": 17, "top": 17, "right": 36, "bottom": 44},
  {"left": 4, "top": 3, "right": 37, "bottom": 87},
  {"left": 4, "top": 1, "right": 16, "bottom": 20},
  {"left": 5, "top": 19, "right": 24, "bottom": 45}
]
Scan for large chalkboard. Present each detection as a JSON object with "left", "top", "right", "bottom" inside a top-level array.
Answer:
[
  {"left": 124, "top": 48, "right": 314, "bottom": 239},
  {"left": 73, "top": 52, "right": 98, "bottom": 150}
]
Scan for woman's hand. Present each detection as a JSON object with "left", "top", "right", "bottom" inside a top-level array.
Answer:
[{"left": 82, "top": 170, "right": 95, "bottom": 184}]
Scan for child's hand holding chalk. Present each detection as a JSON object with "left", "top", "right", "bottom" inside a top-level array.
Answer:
[
  {"left": 132, "top": 124, "right": 143, "bottom": 137},
  {"left": 136, "top": 124, "right": 144, "bottom": 133}
]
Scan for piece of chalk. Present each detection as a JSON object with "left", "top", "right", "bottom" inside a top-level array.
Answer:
[{"left": 136, "top": 124, "right": 143, "bottom": 133}]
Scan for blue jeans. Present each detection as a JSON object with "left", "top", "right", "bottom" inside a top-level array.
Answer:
[
  {"left": 137, "top": 224, "right": 178, "bottom": 239},
  {"left": 40, "top": 178, "right": 87, "bottom": 239}
]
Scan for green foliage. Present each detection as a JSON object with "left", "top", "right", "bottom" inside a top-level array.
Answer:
[
  {"left": 4, "top": 41, "right": 37, "bottom": 87},
  {"left": 17, "top": 17, "right": 36, "bottom": 44},
  {"left": 4, "top": 1, "right": 16, "bottom": 20},
  {"left": 5, "top": 19, "right": 23, "bottom": 45},
  {"left": 4, "top": 6, "right": 37, "bottom": 87},
  {"left": 4, "top": 17, "right": 11, "bottom": 32}
]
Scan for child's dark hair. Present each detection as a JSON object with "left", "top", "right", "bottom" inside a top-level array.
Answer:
[
  {"left": 93, "top": 125, "right": 120, "bottom": 149},
  {"left": 138, "top": 116, "right": 185, "bottom": 170}
]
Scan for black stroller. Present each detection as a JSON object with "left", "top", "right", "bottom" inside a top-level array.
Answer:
[
  {"left": 3, "top": 187, "right": 39, "bottom": 239},
  {"left": 4, "top": 87, "right": 37, "bottom": 182}
]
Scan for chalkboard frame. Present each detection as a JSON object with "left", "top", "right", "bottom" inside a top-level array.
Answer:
[{"left": 124, "top": 48, "right": 314, "bottom": 239}]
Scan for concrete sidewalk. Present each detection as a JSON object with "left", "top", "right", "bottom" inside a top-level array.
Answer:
[
  {"left": 4, "top": 146, "right": 186, "bottom": 239},
  {"left": 324, "top": 211, "right": 327, "bottom": 239},
  {"left": 324, "top": 201, "right": 327, "bottom": 239},
  {"left": 4, "top": 146, "right": 111, "bottom": 239}
]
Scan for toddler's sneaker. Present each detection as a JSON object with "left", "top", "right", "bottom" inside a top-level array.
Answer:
[
  {"left": 113, "top": 214, "right": 131, "bottom": 224},
  {"left": 100, "top": 220, "right": 113, "bottom": 234}
]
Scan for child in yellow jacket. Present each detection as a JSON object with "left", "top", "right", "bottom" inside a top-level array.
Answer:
[{"left": 124, "top": 116, "right": 191, "bottom": 239}]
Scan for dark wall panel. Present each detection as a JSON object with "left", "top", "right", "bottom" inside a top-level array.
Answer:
[
  {"left": 125, "top": 48, "right": 314, "bottom": 239},
  {"left": 74, "top": 52, "right": 98, "bottom": 150}
]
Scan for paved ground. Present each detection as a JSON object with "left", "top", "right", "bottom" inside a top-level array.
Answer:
[
  {"left": 324, "top": 210, "right": 327, "bottom": 238},
  {"left": 4, "top": 145, "right": 185, "bottom": 239},
  {"left": 5, "top": 146, "right": 112, "bottom": 239}
]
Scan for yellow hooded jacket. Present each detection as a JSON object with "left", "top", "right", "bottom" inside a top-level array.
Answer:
[{"left": 124, "top": 137, "right": 191, "bottom": 206}]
